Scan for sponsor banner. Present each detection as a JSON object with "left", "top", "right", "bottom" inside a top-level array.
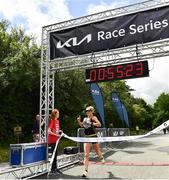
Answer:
[
  {"left": 50, "top": 6, "right": 169, "bottom": 59},
  {"left": 111, "top": 92, "right": 129, "bottom": 127},
  {"left": 90, "top": 83, "right": 105, "bottom": 127},
  {"left": 122, "top": 104, "right": 129, "bottom": 127},
  {"left": 63, "top": 120, "right": 169, "bottom": 143},
  {"left": 107, "top": 128, "right": 130, "bottom": 137}
]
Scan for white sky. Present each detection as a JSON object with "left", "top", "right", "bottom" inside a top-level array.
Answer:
[{"left": 0, "top": 0, "right": 168, "bottom": 105}]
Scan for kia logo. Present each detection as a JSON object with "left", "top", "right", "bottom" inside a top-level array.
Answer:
[{"left": 56, "top": 34, "right": 92, "bottom": 48}]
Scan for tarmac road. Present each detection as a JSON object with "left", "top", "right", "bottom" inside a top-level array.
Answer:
[{"left": 40, "top": 132, "right": 169, "bottom": 179}]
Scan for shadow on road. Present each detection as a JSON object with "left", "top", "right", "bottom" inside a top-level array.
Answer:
[
  {"left": 36, "top": 171, "right": 121, "bottom": 179},
  {"left": 107, "top": 171, "right": 121, "bottom": 179},
  {"left": 156, "top": 145, "right": 169, "bottom": 154}
]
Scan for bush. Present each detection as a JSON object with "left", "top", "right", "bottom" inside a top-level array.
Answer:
[{"left": 0, "top": 145, "right": 9, "bottom": 163}]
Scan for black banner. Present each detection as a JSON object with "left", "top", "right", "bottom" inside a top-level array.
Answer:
[{"left": 50, "top": 6, "right": 169, "bottom": 59}]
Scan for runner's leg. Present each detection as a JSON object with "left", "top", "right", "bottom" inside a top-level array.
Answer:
[
  {"left": 83, "top": 142, "right": 91, "bottom": 177},
  {"left": 93, "top": 143, "right": 105, "bottom": 162}
]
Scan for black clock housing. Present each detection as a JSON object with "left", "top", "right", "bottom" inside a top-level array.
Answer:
[{"left": 85, "top": 61, "right": 149, "bottom": 83}]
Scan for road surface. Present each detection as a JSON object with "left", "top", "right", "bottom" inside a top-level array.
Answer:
[{"left": 40, "top": 132, "right": 169, "bottom": 179}]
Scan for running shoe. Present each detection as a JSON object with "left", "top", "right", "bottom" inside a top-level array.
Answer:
[
  {"left": 100, "top": 156, "right": 105, "bottom": 163},
  {"left": 82, "top": 170, "right": 88, "bottom": 177}
]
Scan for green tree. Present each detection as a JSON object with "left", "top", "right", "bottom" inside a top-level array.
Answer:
[
  {"left": 153, "top": 92, "right": 169, "bottom": 127},
  {"left": 0, "top": 20, "right": 41, "bottom": 143},
  {"left": 54, "top": 70, "right": 93, "bottom": 136},
  {"left": 130, "top": 98, "right": 153, "bottom": 130},
  {"left": 98, "top": 81, "right": 133, "bottom": 128}
]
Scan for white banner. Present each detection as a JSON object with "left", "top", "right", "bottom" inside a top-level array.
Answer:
[
  {"left": 48, "top": 134, "right": 64, "bottom": 173},
  {"left": 63, "top": 120, "right": 169, "bottom": 143}
]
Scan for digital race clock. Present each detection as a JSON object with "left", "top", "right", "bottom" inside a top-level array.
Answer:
[{"left": 85, "top": 61, "right": 149, "bottom": 83}]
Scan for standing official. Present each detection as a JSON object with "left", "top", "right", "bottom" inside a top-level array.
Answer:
[{"left": 48, "top": 109, "right": 62, "bottom": 175}]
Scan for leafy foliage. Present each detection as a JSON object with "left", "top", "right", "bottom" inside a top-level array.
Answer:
[
  {"left": 0, "top": 20, "right": 40, "bottom": 143},
  {"left": 54, "top": 70, "right": 93, "bottom": 136},
  {"left": 153, "top": 92, "right": 169, "bottom": 127}
]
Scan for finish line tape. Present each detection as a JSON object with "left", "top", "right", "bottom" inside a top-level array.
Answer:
[{"left": 63, "top": 119, "right": 169, "bottom": 143}]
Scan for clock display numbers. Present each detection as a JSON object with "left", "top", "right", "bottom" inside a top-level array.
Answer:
[{"left": 85, "top": 61, "right": 149, "bottom": 83}]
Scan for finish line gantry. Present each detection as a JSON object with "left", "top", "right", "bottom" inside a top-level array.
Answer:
[{"left": 40, "top": 0, "right": 169, "bottom": 142}]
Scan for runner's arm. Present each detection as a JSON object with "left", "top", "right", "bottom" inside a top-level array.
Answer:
[
  {"left": 92, "top": 116, "right": 101, "bottom": 127},
  {"left": 77, "top": 115, "right": 83, "bottom": 127}
]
